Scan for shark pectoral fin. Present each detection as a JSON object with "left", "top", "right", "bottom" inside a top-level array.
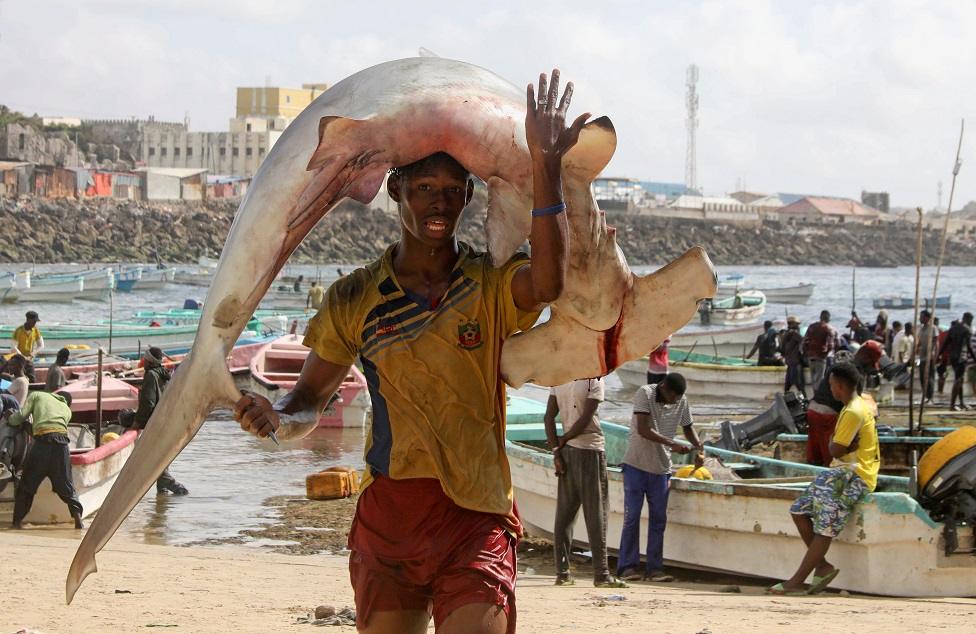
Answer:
[
  {"left": 561, "top": 116, "right": 616, "bottom": 181},
  {"left": 485, "top": 176, "right": 531, "bottom": 266},
  {"left": 293, "top": 116, "right": 390, "bottom": 234},
  {"left": 66, "top": 346, "right": 235, "bottom": 604},
  {"left": 615, "top": 247, "right": 717, "bottom": 363},
  {"left": 501, "top": 315, "right": 608, "bottom": 388}
]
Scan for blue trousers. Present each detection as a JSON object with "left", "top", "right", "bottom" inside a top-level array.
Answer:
[{"left": 617, "top": 464, "right": 670, "bottom": 575}]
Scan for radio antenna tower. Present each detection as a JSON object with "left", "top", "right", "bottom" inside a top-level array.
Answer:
[{"left": 685, "top": 64, "right": 700, "bottom": 192}]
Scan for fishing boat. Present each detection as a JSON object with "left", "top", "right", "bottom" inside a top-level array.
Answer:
[
  {"left": 0, "top": 428, "right": 138, "bottom": 524},
  {"left": 873, "top": 295, "right": 952, "bottom": 310},
  {"left": 114, "top": 267, "right": 142, "bottom": 292},
  {"left": 248, "top": 334, "right": 371, "bottom": 427},
  {"left": 0, "top": 322, "right": 265, "bottom": 359},
  {"left": 616, "top": 349, "right": 785, "bottom": 401},
  {"left": 30, "top": 268, "right": 115, "bottom": 301},
  {"left": 504, "top": 396, "right": 976, "bottom": 597},
  {"left": 31, "top": 349, "right": 137, "bottom": 385},
  {"left": 700, "top": 290, "right": 766, "bottom": 325},
  {"left": 670, "top": 322, "right": 774, "bottom": 358},
  {"left": 716, "top": 283, "right": 815, "bottom": 304},
  {"left": 129, "top": 307, "right": 307, "bottom": 330},
  {"left": 13, "top": 271, "right": 82, "bottom": 303},
  {"left": 116, "top": 266, "right": 176, "bottom": 292},
  {"left": 58, "top": 374, "right": 141, "bottom": 425}
]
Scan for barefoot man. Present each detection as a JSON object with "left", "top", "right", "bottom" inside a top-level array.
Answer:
[{"left": 235, "top": 70, "right": 587, "bottom": 633}]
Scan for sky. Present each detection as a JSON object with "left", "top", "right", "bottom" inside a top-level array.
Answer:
[{"left": 1, "top": 0, "right": 973, "bottom": 208}]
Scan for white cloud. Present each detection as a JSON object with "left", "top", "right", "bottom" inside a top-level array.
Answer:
[{"left": 0, "top": 0, "right": 972, "bottom": 207}]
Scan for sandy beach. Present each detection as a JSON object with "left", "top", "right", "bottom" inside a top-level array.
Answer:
[{"left": 2, "top": 529, "right": 974, "bottom": 634}]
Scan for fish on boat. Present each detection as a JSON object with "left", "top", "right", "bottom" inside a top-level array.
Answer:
[
  {"left": 505, "top": 396, "right": 976, "bottom": 597},
  {"left": 66, "top": 57, "right": 715, "bottom": 602}
]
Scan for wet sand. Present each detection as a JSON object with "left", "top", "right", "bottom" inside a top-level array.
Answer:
[{"left": 3, "top": 529, "right": 974, "bottom": 633}]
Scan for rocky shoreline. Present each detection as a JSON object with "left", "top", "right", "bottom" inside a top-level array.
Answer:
[{"left": 2, "top": 196, "right": 974, "bottom": 266}]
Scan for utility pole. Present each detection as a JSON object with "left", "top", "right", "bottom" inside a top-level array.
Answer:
[{"left": 685, "top": 64, "right": 699, "bottom": 192}]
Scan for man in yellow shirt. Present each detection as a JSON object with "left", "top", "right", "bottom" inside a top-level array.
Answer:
[
  {"left": 11, "top": 310, "right": 44, "bottom": 382},
  {"left": 769, "top": 362, "right": 880, "bottom": 595},
  {"left": 306, "top": 281, "right": 325, "bottom": 311},
  {"left": 234, "top": 70, "right": 587, "bottom": 633}
]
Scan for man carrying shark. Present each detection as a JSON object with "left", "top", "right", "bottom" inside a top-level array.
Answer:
[{"left": 235, "top": 70, "right": 587, "bottom": 634}]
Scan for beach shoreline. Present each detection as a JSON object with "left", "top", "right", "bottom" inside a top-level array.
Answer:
[{"left": 2, "top": 529, "right": 974, "bottom": 633}]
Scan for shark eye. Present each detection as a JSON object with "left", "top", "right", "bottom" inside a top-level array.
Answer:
[{"left": 418, "top": 183, "right": 431, "bottom": 191}]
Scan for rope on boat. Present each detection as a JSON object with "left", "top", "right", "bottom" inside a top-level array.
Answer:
[{"left": 918, "top": 119, "right": 965, "bottom": 431}]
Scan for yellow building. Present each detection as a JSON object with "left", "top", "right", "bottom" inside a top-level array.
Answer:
[{"left": 236, "top": 84, "right": 329, "bottom": 119}]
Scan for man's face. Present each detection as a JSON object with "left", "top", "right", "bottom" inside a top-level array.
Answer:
[
  {"left": 389, "top": 159, "right": 472, "bottom": 249},
  {"left": 25, "top": 318, "right": 37, "bottom": 329},
  {"left": 829, "top": 374, "right": 853, "bottom": 402},
  {"left": 658, "top": 384, "right": 680, "bottom": 405}
]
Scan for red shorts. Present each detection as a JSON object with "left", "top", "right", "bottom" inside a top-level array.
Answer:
[
  {"left": 805, "top": 408, "right": 838, "bottom": 467},
  {"left": 348, "top": 475, "right": 518, "bottom": 632}
]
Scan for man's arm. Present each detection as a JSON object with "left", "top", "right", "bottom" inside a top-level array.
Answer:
[
  {"left": 558, "top": 398, "right": 600, "bottom": 447},
  {"left": 635, "top": 413, "right": 690, "bottom": 454},
  {"left": 34, "top": 335, "right": 44, "bottom": 355},
  {"left": 745, "top": 336, "right": 760, "bottom": 359},
  {"left": 543, "top": 394, "right": 560, "bottom": 449},
  {"left": 511, "top": 70, "right": 589, "bottom": 311},
  {"left": 829, "top": 436, "right": 859, "bottom": 460},
  {"left": 236, "top": 352, "right": 351, "bottom": 441}
]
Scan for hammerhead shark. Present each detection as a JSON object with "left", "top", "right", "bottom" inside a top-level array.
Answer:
[{"left": 66, "top": 57, "right": 715, "bottom": 603}]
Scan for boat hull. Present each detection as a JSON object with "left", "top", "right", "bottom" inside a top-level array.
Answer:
[
  {"left": 716, "top": 284, "right": 815, "bottom": 304},
  {"left": 616, "top": 357, "right": 785, "bottom": 401},
  {"left": 505, "top": 406, "right": 976, "bottom": 597},
  {"left": 0, "top": 431, "right": 137, "bottom": 524},
  {"left": 670, "top": 322, "right": 771, "bottom": 358}
]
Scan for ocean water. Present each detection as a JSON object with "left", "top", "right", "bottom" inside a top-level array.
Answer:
[{"left": 2, "top": 261, "right": 974, "bottom": 545}]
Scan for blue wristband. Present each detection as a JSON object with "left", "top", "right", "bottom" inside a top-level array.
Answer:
[{"left": 532, "top": 202, "right": 566, "bottom": 217}]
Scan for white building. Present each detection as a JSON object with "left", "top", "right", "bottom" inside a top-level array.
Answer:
[{"left": 141, "top": 116, "right": 287, "bottom": 178}]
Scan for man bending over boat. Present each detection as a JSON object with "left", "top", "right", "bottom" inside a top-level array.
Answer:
[
  {"left": 234, "top": 70, "right": 586, "bottom": 633},
  {"left": 769, "top": 362, "right": 880, "bottom": 595},
  {"left": 9, "top": 390, "right": 84, "bottom": 529}
]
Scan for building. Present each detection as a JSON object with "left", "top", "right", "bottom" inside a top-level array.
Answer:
[
  {"left": 655, "top": 194, "right": 761, "bottom": 225},
  {"left": 142, "top": 83, "right": 329, "bottom": 178},
  {"left": 138, "top": 167, "right": 208, "bottom": 201},
  {"left": 778, "top": 196, "right": 880, "bottom": 224},
  {"left": 236, "top": 84, "right": 328, "bottom": 119},
  {"left": 0, "top": 123, "right": 82, "bottom": 167},
  {"left": 142, "top": 124, "right": 281, "bottom": 178},
  {"left": 862, "top": 190, "right": 890, "bottom": 213},
  {"left": 593, "top": 177, "right": 643, "bottom": 212},
  {"left": 0, "top": 161, "right": 32, "bottom": 196}
]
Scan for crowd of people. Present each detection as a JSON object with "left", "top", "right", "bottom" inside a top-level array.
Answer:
[{"left": 743, "top": 308, "right": 976, "bottom": 412}]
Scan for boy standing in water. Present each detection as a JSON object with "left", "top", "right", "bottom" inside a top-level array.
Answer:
[
  {"left": 236, "top": 70, "right": 587, "bottom": 633},
  {"left": 769, "top": 362, "right": 880, "bottom": 595}
]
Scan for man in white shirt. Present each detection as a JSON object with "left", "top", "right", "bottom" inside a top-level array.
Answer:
[
  {"left": 893, "top": 322, "right": 915, "bottom": 365},
  {"left": 544, "top": 378, "right": 627, "bottom": 588}
]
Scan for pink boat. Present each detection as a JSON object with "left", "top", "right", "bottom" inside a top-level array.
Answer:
[
  {"left": 58, "top": 374, "right": 140, "bottom": 425},
  {"left": 248, "top": 334, "right": 371, "bottom": 428}
]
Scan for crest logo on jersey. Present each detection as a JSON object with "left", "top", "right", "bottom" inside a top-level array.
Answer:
[{"left": 457, "top": 319, "right": 483, "bottom": 349}]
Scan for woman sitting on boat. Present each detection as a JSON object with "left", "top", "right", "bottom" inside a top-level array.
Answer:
[{"left": 769, "top": 362, "right": 880, "bottom": 595}]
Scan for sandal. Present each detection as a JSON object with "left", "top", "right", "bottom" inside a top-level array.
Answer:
[
  {"left": 594, "top": 576, "right": 629, "bottom": 588},
  {"left": 766, "top": 582, "right": 808, "bottom": 596},
  {"left": 554, "top": 575, "right": 575, "bottom": 586},
  {"left": 807, "top": 568, "right": 840, "bottom": 594}
]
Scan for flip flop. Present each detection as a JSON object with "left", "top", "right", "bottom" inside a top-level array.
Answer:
[
  {"left": 766, "top": 582, "right": 808, "bottom": 596},
  {"left": 807, "top": 568, "right": 840, "bottom": 594}
]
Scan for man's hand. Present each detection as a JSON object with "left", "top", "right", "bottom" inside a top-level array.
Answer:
[
  {"left": 671, "top": 442, "right": 692, "bottom": 455},
  {"left": 693, "top": 450, "right": 705, "bottom": 468},
  {"left": 525, "top": 69, "right": 590, "bottom": 179},
  {"left": 234, "top": 392, "right": 280, "bottom": 438},
  {"left": 554, "top": 451, "right": 566, "bottom": 476}
]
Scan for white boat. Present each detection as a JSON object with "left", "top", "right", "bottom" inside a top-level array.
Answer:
[
  {"left": 72, "top": 268, "right": 115, "bottom": 300},
  {"left": 716, "top": 283, "right": 815, "bottom": 304},
  {"left": 0, "top": 273, "right": 19, "bottom": 304},
  {"left": 701, "top": 290, "right": 766, "bottom": 325},
  {"left": 505, "top": 397, "right": 976, "bottom": 597},
  {"left": 136, "top": 266, "right": 176, "bottom": 289},
  {"left": 0, "top": 428, "right": 137, "bottom": 524},
  {"left": 15, "top": 272, "right": 83, "bottom": 303},
  {"left": 616, "top": 349, "right": 785, "bottom": 402},
  {"left": 671, "top": 322, "right": 771, "bottom": 358}
]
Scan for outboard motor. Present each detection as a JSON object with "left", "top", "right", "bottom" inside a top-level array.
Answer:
[
  {"left": 708, "top": 392, "right": 807, "bottom": 452},
  {"left": 0, "top": 397, "right": 32, "bottom": 495},
  {"left": 916, "top": 426, "right": 976, "bottom": 556}
]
